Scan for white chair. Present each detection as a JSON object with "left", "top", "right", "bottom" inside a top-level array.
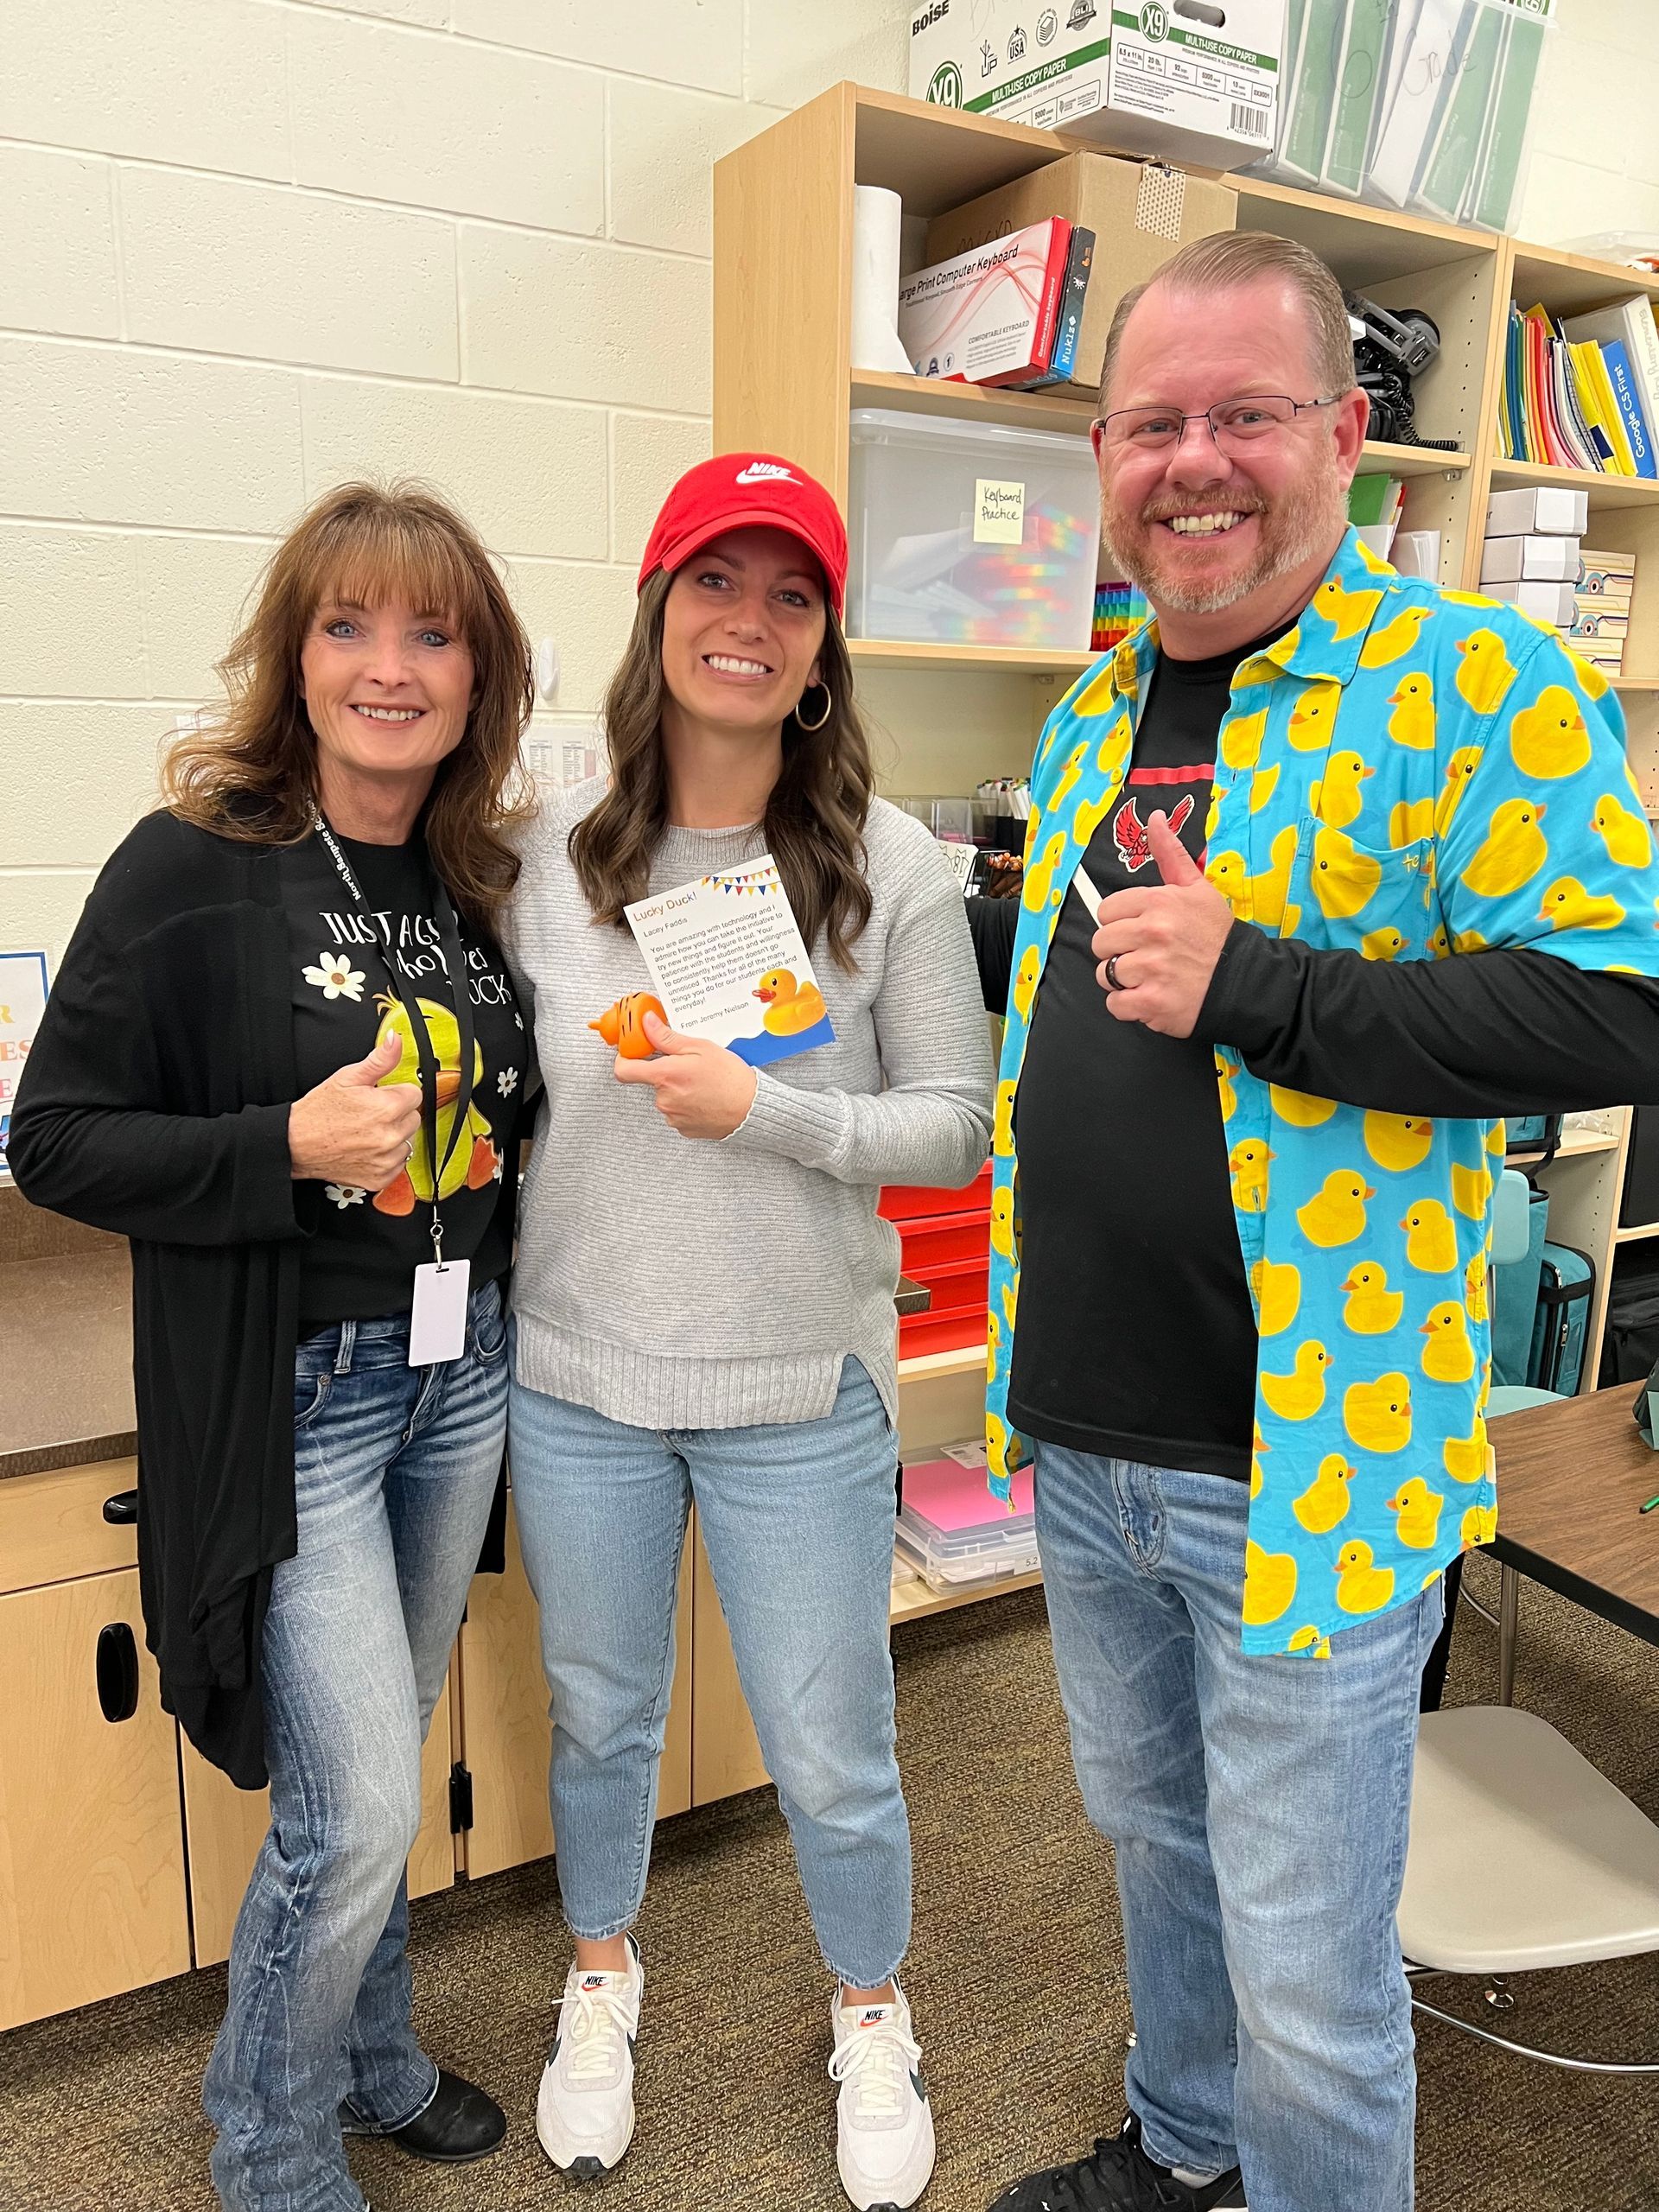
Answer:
[
  {"left": 1400, "top": 1707, "right": 1659, "bottom": 2071},
  {"left": 1400, "top": 1182, "right": 1659, "bottom": 2072}
]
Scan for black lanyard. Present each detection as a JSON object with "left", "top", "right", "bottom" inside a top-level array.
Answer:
[{"left": 312, "top": 812, "right": 477, "bottom": 1264}]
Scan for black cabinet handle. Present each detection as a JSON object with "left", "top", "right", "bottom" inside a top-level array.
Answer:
[
  {"left": 96, "top": 1623, "right": 140, "bottom": 1723},
  {"left": 102, "top": 1489, "right": 139, "bottom": 1525}
]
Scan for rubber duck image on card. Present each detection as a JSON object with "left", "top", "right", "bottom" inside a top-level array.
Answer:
[{"left": 619, "top": 855, "right": 834, "bottom": 1069}]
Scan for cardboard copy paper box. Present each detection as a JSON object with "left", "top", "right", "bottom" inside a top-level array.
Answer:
[
  {"left": 925, "top": 150, "right": 1236, "bottom": 397},
  {"left": 910, "top": 0, "right": 1286, "bottom": 172}
]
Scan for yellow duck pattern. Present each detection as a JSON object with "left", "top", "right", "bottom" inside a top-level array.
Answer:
[{"left": 986, "top": 530, "right": 1659, "bottom": 1653}]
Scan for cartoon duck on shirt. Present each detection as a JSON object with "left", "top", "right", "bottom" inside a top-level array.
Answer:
[{"left": 371, "top": 993, "right": 498, "bottom": 1215}]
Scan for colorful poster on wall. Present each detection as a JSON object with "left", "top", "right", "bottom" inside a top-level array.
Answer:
[{"left": 0, "top": 951, "right": 50, "bottom": 1183}]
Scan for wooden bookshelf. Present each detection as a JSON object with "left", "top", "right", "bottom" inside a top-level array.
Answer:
[
  {"left": 891, "top": 1566, "right": 1042, "bottom": 1624},
  {"left": 849, "top": 372, "right": 1472, "bottom": 483},
  {"left": 1486, "top": 459, "right": 1659, "bottom": 513}
]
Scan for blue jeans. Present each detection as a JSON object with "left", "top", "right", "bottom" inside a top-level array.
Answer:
[
  {"left": 202, "top": 1280, "right": 509, "bottom": 2212},
  {"left": 509, "top": 1355, "right": 911, "bottom": 1988},
  {"left": 1033, "top": 1447, "right": 1445, "bottom": 2212}
]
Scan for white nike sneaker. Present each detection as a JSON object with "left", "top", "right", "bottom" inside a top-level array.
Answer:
[
  {"left": 829, "top": 1981, "right": 936, "bottom": 2211},
  {"left": 535, "top": 1936, "right": 644, "bottom": 2183}
]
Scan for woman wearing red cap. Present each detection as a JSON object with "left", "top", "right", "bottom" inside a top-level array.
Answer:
[{"left": 505, "top": 453, "right": 992, "bottom": 2209}]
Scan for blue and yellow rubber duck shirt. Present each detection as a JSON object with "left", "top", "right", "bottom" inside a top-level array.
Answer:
[{"left": 988, "top": 526, "right": 1659, "bottom": 1656}]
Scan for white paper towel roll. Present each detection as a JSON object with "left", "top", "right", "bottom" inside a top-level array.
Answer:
[{"left": 852, "top": 184, "right": 913, "bottom": 375}]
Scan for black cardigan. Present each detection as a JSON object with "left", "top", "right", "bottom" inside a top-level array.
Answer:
[{"left": 10, "top": 813, "right": 320, "bottom": 1787}]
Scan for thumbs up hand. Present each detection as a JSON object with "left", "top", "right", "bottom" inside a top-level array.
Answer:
[
  {"left": 288, "top": 1033, "right": 424, "bottom": 1187},
  {"left": 1090, "top": 810, "right": 1236, "bottom": 1039}
]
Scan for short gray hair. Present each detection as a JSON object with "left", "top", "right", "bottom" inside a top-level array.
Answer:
[{"left": 1099, "top": 230, "right": 1357, "bottom": 410}]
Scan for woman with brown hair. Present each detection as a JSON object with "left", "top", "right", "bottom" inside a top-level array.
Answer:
[
  {"left": 505, "top": 454, "right": 992, "bottom": 2211},
  {"left": 10, "top": 480, "right": 535, "bottom": 2211}
]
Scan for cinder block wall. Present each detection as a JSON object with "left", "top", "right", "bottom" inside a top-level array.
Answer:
[{"left": 0, "top": 0, "right": 1650, "bottom": 961}]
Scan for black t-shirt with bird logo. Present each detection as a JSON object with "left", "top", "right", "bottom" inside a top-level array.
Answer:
[
  {"left": 1010, "top": 639, "right": 1262, "bottom": 1480},
  {"left": 283, "top": 829, "right": 523, "bottom": 1333}
]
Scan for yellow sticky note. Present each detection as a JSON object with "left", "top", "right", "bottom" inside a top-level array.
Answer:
[{"left": 974, "top": 478, "right": 1026, "bottom": 544}]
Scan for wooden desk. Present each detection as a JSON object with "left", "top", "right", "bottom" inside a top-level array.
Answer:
[{"left": 1488, "top": 1387, "right": 1659, "bottom": 1697}]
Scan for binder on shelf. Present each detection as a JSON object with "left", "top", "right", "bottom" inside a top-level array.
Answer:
[{"left": 1560, "top": 297, "right": 1659, "bottom": 480}]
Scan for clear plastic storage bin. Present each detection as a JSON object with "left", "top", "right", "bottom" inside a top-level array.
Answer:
[
  {"left": 896, "top": 1447, "right": 1039, "bottom": 1591},
  {"left": 847, "top": 408, "right": 1100, "bottom": 651}
]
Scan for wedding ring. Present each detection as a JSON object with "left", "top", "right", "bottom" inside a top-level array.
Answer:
[
  {"left": 404, "top": 1137, "right": 416, "bottom": 1162},
  {"left": 1103, "top": 953, "right": 1127, "bottom": 993}
]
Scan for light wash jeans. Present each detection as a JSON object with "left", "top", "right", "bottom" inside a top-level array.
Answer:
[
  {"left": 202, "top": 1279, "right": 509, "bottom": 2212},
  {"left": 1033, "top": 1446, "right": 1445, "bottom": 2212},
  {"left": 509, "top": 1354, "right": 911, "bottom": 1988}
]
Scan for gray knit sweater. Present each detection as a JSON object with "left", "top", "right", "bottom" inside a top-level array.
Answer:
[{"left": 507, "top": 781, "right": 994, "bottom": 1429}]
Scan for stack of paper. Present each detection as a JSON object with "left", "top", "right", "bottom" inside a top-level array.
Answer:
[{"left": 1348, "top": 472, "right": 1404, "bottom": 561}]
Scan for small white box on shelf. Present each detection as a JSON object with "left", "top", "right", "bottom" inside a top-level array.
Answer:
[
  {"left": 1485, "top": 484, "right": 1589, "bottom": 537},
  {"left": 1484, "top": 577, "right": 1577, "bottom": 625},
  {"left": 1480, "top": 534, "right": 1580, "bottom": 584}
]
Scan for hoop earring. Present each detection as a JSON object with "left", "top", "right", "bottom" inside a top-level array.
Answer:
[{"left": 794, "top": 683, "right": 832, "bottom": 732}]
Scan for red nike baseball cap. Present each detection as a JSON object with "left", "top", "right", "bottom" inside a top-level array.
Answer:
[{"left": 637, "top": 453, "right": 849, "bottom": 620}]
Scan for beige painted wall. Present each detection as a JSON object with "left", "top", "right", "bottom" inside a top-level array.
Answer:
[{"left": 2, "top": 0, "right": 1656, "bottom": 963}]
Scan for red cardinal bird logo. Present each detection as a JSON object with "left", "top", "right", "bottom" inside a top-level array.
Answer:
[{"left": 1113, "top": 792, "right": 1195, "bottom": 874}]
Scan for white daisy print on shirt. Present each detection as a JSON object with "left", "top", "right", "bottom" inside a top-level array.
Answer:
[
  {"left": 498, "top": 1067, "right": 519, "bottom": 1098},
  {"left": 324, "top": 1184, "right": 368, "bottom": 1209},
  {"left": 304, "top": 952, "right": 366, "bottom": 1002}
]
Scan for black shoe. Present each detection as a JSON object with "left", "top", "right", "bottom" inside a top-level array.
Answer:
[
  {"left": 988, "top": 2114, "right": 1245, "bottom": 2211},
  {"left": 340, "top": 2069, "right": 507, "bottom": 2165}
]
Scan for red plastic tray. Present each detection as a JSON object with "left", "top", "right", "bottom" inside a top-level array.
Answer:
[
  {"left": 895, "top": 1212, "right": 991, "bottom": 1270},
  {"left": 879, "top": 1162, "right": 993, "bottom": 1223},
  {"left": 899, "top": 1307, "right": 988, "bottom": 1357},
  {"left": 905, "top": 1258, "right": 989, "bottom": 1318}
]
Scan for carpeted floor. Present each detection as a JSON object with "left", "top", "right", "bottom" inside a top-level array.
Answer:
[{"left": 4, "top": 1557, "right": 1657, "bottom": 2212}]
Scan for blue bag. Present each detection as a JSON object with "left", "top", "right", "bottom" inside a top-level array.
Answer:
[
  {"left": 1491, "top": 1185, "right": 1548, "bottom": 1387},
  {"left": 1527, "top": 1241, "right": 1595, "bottom": 1395}
]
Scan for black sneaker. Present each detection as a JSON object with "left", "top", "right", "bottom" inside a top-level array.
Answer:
[{"left": 988, "top": 2114, "right": 1245, "bottom": 2211}]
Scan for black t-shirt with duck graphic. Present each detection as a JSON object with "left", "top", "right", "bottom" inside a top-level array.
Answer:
[{"left": 283, "top": 828, "right": 523, "bottom": 1333}]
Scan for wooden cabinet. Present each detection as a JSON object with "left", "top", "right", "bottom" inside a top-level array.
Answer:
[
  {"left": 178, "top": 1676, "right": 458, "bottom": 1971},
  {"left": 0, "top": 1567, "right": 191, "bottom": 2030},
  {"left": 454, "top": 1497, "right": 693, "bottom": 1880},
  {"left": 0, "top": 1457, "right": 139, "bottom": 1597}
]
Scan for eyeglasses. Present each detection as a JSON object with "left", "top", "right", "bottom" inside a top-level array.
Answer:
[{"left": 1096, "top": 394, "right": 1343, "bottom": 454}]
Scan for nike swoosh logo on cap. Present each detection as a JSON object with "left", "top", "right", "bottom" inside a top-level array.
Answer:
[{"left": 735, "top": 462, "right": 798, "bottom": 485}]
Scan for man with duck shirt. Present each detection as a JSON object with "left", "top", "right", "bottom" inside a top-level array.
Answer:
[{"left": 974, "top": 232, "right": 1659, "bottom": 2212}]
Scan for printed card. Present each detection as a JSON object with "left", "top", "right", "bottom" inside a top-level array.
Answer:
[{"left": 621, "top": 855, "right": 834, "bottom": 1070}]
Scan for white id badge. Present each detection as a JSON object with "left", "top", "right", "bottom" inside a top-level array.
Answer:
[{"left": 408, "top": 1258, "right": 471, "bottom": 1366}]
